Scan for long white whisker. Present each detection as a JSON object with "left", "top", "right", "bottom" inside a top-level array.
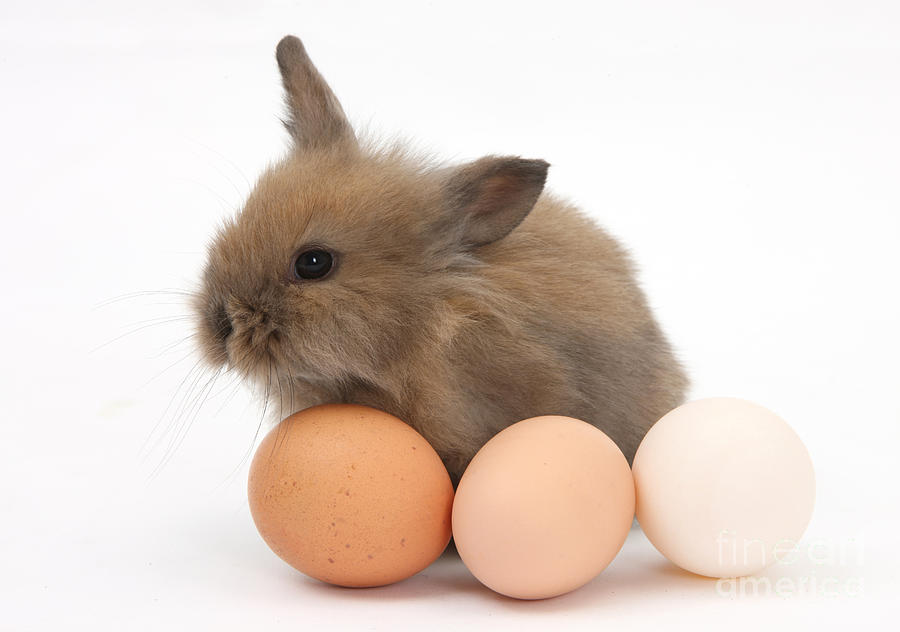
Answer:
[
  {"left": 140, "top": 358, "right": 204, "bottom": 460},
  {"left": 91, "top": 316, "right": 194, "bottom": 353},
  {"left": 93, "top": 289, "right": 197, "bottom": 309}
]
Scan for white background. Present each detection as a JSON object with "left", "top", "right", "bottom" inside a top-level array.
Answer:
[{"left": 2, "top": 1, "right": 898, "bottom": 629}]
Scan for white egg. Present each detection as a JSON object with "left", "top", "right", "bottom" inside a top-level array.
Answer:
[{"left": 633, "top": 397, "right": 815, "bottom": 578}]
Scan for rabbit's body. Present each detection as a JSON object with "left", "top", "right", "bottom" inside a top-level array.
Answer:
[{"left": 195, "top": 36, "right": 688, "bottom": 485}]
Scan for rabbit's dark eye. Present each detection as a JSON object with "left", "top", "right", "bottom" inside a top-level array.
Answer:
[{"left": 292, "top": 248, "right": 334, "bottom": 280}]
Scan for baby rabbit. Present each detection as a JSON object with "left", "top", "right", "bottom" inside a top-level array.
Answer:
[{"left": 195, "top": 35, "right": 688, "bottom": 485}]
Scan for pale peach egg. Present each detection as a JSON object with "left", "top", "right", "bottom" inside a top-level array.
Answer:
[{"left": 451, "top": 415, "right": 635, "bottom": 599}]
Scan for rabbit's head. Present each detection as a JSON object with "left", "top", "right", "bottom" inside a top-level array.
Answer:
[{"left": 194, "top": 36, "right": 548, "bottom": 393}]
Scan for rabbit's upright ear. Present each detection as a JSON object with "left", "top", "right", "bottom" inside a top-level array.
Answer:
[
  {"left": 440, "top": 156, "right": 549, "bottom": 248},
  {"left": 275, "top": 35, "right": 356, "bottom": 150}
]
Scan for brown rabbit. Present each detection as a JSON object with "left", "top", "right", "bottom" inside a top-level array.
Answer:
[{"left": 195, "top": 35, "right": 688, "bottom": 485}]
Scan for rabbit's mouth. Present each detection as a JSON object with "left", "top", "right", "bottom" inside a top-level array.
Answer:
[
  {"left": 225, "top": 325, "right": 283, "bottom": 378},
  {"left": 201, "top": 295, "right": 285, "bottom": 381},
  {"left": 205, "top": 302, "right": 324, "bottom": 389}
]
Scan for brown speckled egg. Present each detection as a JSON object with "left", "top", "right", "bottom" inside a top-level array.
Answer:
[{"left": 248, "top": 404, "right": 453, "bottom": 587}]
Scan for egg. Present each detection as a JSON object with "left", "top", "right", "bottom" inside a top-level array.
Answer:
[
  {"left": 632, "top": 397, "right": 816, "bottom": 578},
  {"left": 451, "top": 415, "right": 635, "bottom": 600},
  {"left": 247, "top": 404, "right": 454, "bottom": 587}
]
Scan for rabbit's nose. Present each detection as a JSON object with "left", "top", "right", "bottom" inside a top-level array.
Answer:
[
  {"left": 226, "top": 299, "right": 279, "bottom": 341},
  {"left": 233, "top": 303, "right": 270, "bottom": 329}
]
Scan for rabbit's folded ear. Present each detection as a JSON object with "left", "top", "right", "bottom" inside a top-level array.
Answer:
[
  {"left": 440, "top": 156, "right": 549, "bottom": 248},
  {"left": 275, "top": 35, "right": 356, "bottom": 150}
]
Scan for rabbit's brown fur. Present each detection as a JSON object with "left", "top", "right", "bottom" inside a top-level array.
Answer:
[{"left": 195, "top": 35, "right": 688, "bottom": 484}]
